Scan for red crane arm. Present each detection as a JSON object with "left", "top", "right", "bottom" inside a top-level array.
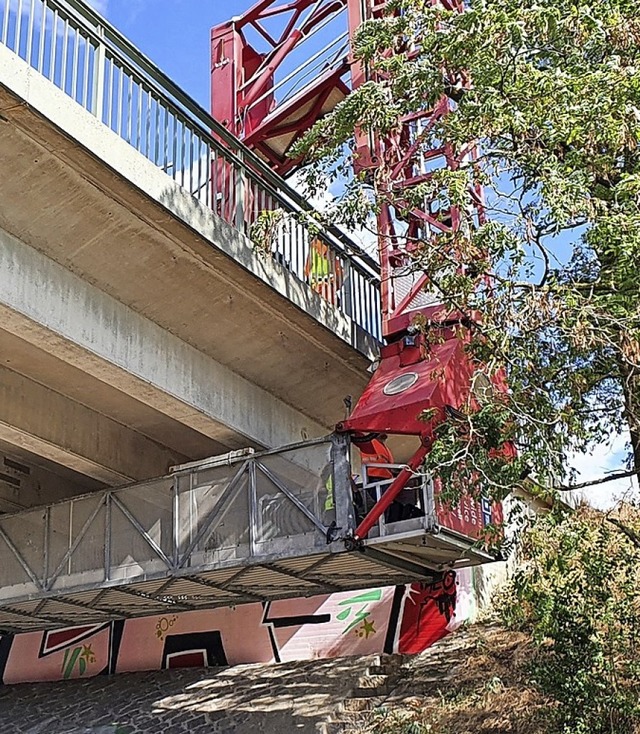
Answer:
[
  {"left": 211, "top": 0, "right": 349, "bottom": 172},
  {"left": 211, "top": 0, "right": 506, "bottom": 541}
]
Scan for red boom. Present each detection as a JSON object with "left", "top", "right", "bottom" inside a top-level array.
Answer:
[{"left": 211, "top": 0, "right": 501, "bottom": 541}]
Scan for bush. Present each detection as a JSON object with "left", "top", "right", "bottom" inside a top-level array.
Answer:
[{"left": 499, "top": 504, "right": 640, "bottom": 734}]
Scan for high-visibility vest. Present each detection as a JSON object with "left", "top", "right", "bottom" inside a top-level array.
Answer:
[
  {"left": 305, "top": 239, "right": 342, "bottom": 283},
  {"left": 362, "top": 439, "right": 394, "bottom": 480},
  {"left": 309, "top": 243, "right": 331, "bottom": 279},
  {"left": 324, "top": 474, "right": 334, "bottom": 512}
]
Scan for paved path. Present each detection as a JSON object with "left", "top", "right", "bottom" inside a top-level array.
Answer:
[{"left": 0, "top": 655, "right": 384, "bottom": 734}]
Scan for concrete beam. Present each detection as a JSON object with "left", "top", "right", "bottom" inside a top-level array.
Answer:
[
  {"left": 0, "top": 227, "right": 325, "bottom": 451},
  {"left": 0, "top": 43, "right": 360, "bottom": 349},
  {"left": 0, "top": 44, "right": 375, "bottom": 432},
  {"left": 0, "top": 367, "right": 186, "bottom": 486},
  {"left": 0, "top": 328, "right": 230, "bottom": 461}
]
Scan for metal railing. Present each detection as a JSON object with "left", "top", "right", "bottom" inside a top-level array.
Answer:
[
  {"left": 0, "top": 0, "right": 381, "bottom": 340},
  {"left": 359, "top": 464, "right": 436, "bottom": 538},
  {"left": 0, "top": 436, "right": 354, "bottom": 600}
]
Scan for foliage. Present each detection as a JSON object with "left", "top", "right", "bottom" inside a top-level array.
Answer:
[
  {"left": 342, "top": 625, "right": 550, "bottom": 734},
  {"left": 292, "top": 0, "right": 640, "bottom": 504},
  {"left": 499, "top": 504, "right": 640, "bottom": 733},
  {"left": 250, "top": 207, "right": 325, "bottom": 257},
  {"left": 249, "top": 209, "right": 285, "bottom": 256},
  {"left": 353, "top": 706, "right": 434, "bottom": 734}
]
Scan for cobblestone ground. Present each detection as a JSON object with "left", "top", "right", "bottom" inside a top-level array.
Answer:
[{"left": 0, "top": 654, "right": 382, "bottom": 734}]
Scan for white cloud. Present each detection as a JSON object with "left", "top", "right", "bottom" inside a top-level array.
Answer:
[{"left": 568, "top": 431, "right": 639, "bottom": 509}]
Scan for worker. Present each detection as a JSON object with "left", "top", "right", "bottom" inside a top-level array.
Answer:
[
  {"left": 321, "top": 464, "right": 336, "bottom": 527},
  {"left": 354, "top": 434, "right": 422, "bottom": 523},
  {"left": 356, "top": 433, "right": 395, "bottom": 483},
  {"left": 304, "top": 237, "right": 343, "bottom": 305}
]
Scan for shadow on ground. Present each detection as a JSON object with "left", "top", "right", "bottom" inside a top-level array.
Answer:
[{"left": 0, "top": 653, "right": 382, "bottom": 734}]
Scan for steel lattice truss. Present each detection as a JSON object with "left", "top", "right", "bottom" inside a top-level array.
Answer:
[
  {"left": 211, "top": 0, "right": 500, "bottom": 541},
  {"left": 211, "top": 0, "right": 478, "bottom": 340},
  {"left": 0, "top": 436, "right": 491, "bottom": 633}
]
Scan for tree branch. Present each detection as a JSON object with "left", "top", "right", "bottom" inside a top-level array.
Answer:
[
  {"left": 606, "top": 517, "right": 640, "bottom": 549},
  {"left": 553, "top": 468, "right": 639, "bottom": 492}
]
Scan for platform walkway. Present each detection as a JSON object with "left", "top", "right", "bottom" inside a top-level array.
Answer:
[{"left": 0, "top": 436, "right": 493, "bottom": 633}]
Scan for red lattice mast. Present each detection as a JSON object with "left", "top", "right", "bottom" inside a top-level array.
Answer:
[{"left": 211, "top": 0, "right": 498, "bottom": 541}]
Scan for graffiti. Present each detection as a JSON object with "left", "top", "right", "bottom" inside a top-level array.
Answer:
[
  {"left": 0, "top": 572, "right": 473, "bottom": 685},
  {"left": 355, "top": 618, "right": 376, "bottom": 639},
  {"left": 61, "top": 644, "right": 96, "bottom": 679},
  {"left": 262, "top": 600, "right": 332, "bottom": 663},
  {"left": 162, "top": 631, "right": 227, "bottom": 669},
  {"left": 419, "top": 570, "right": 458, "bottom": 625},
  {"left": 393, "top": 572, "right": 459, "bottom": 655},
  {"left": 155, "top": 615, "right": 178, "bottom": 641},
  {"left": 40, "top": 624, "right": 107, "bottom": 658},
  {"left": 336, "top": 589, "right": 382, "bottom": 636}
]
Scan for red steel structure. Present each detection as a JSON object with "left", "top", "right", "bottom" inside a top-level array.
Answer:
[{"left": 211, "top": 0, "right": 499, "bottom": 542}]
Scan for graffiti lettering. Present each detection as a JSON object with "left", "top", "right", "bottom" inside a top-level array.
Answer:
[{"left": 0, "top": 573, "right": 469, "bottom": 685}]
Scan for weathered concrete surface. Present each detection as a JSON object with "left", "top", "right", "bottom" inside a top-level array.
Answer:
[
  {"left": 0, "top": 366, "right": 185, "bottom": 485},
  {"left": 0, "top": 43, "right": 378, "bottom": 487},
  {"left": 0, "top": 226, "right": 326, "bottom": 468},
  {"left": 0, "top": 654, "right": 382, "bottom": 734},
  {"left": 0, "top": 436, "right": 97, "bottom": 512},
  {"left": 0, "top": 329, "right": 221, "bottom": 463},
  {"left": 0, "top": 43, "right": 376, "bottom": 432}
]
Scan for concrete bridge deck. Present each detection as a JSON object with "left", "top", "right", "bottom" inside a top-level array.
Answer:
[{"left": 0, "top": 0, "right": 380, "bottom": 507}]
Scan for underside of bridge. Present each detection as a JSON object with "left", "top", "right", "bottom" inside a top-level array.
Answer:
[
  {"left": 0, "top": 437, "right": 494, "bottom": 633},
  {"left": 0, "top": 42, "right": 378, "bottom": 510}
]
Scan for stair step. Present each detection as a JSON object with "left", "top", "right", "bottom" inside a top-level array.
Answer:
[
  {"left": 366, "top": 663, "right": 401, "bottom": 676},
  {"left": 353, "top": 681, "right": 392, "bottom": 697},
  {"left": 355, "top": 673, "right": 389, "bottom": 689},
  {"left": 315, "top": 723, "right": 345, "bottom": 734},
  {"left": 340, "top": 695, "right": 385, "bottom": 713}
]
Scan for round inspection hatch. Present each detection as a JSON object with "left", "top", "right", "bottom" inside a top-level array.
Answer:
[{"left": 383, "top": 372, "right": 419, "bottom": 396}]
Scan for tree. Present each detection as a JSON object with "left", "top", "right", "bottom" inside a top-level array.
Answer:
[
  {"left": 292, "top": 0, "right": 640, "bottom": 505},
  {"left": 499, "top": 503, "right": 640, "bottom": 733}
]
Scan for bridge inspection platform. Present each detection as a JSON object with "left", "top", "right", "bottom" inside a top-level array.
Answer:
[{"left": 0, "top": 435, "right": 494, "bottom": 633}]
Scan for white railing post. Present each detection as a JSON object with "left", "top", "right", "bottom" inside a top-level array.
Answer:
[
  {"left": 91, "top": 25, "right": 106, "bottom": 119},
  {"left": 342, "top": 259, "right": 353, "bottom": 318},
  {"left": 235, "top": 151, "right": 246, "bottom": 233}
]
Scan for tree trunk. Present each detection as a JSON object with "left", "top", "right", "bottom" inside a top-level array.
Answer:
[{"left": 619, "top": 355, "right": 640, "bottom": 475}]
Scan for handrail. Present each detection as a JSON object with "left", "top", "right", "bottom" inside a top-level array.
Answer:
[
  {"left": 0, "top": 435, "right": 354, "bottom": 597},
  {"left": 0, "top": 0, "right": 382, "bottom": 339},
  {"left": 61, "top": 0, "right": 377, "bottom": 269}
]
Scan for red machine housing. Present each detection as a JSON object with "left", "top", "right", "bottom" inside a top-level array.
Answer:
[{"left": 211, "top": 0, "right": 503, "bottom": 542}]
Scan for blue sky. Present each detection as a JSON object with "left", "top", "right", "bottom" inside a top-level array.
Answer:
[{"left": 92, "top": 0, "right": 249, "bottom": 109}]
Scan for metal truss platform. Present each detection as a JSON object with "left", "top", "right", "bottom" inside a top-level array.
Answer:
[{"left": 0, "top": 436, "right": 493, "bottom": 632}]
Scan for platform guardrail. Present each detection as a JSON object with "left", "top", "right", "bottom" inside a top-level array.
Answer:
[{"left": 0, "top": 436, "right": 354, "bottom": 599}]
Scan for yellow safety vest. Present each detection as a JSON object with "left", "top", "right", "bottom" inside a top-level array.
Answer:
[
  {"left": 310, "top": 245, "right": 331, "bottom": 279},
  {"left": 324, "top": 474, "right": 334, "bottom": 512}
]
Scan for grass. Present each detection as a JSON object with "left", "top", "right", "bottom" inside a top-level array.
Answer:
[{"left": 343, "top": 625, "right": 552, "bottom": 734}]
